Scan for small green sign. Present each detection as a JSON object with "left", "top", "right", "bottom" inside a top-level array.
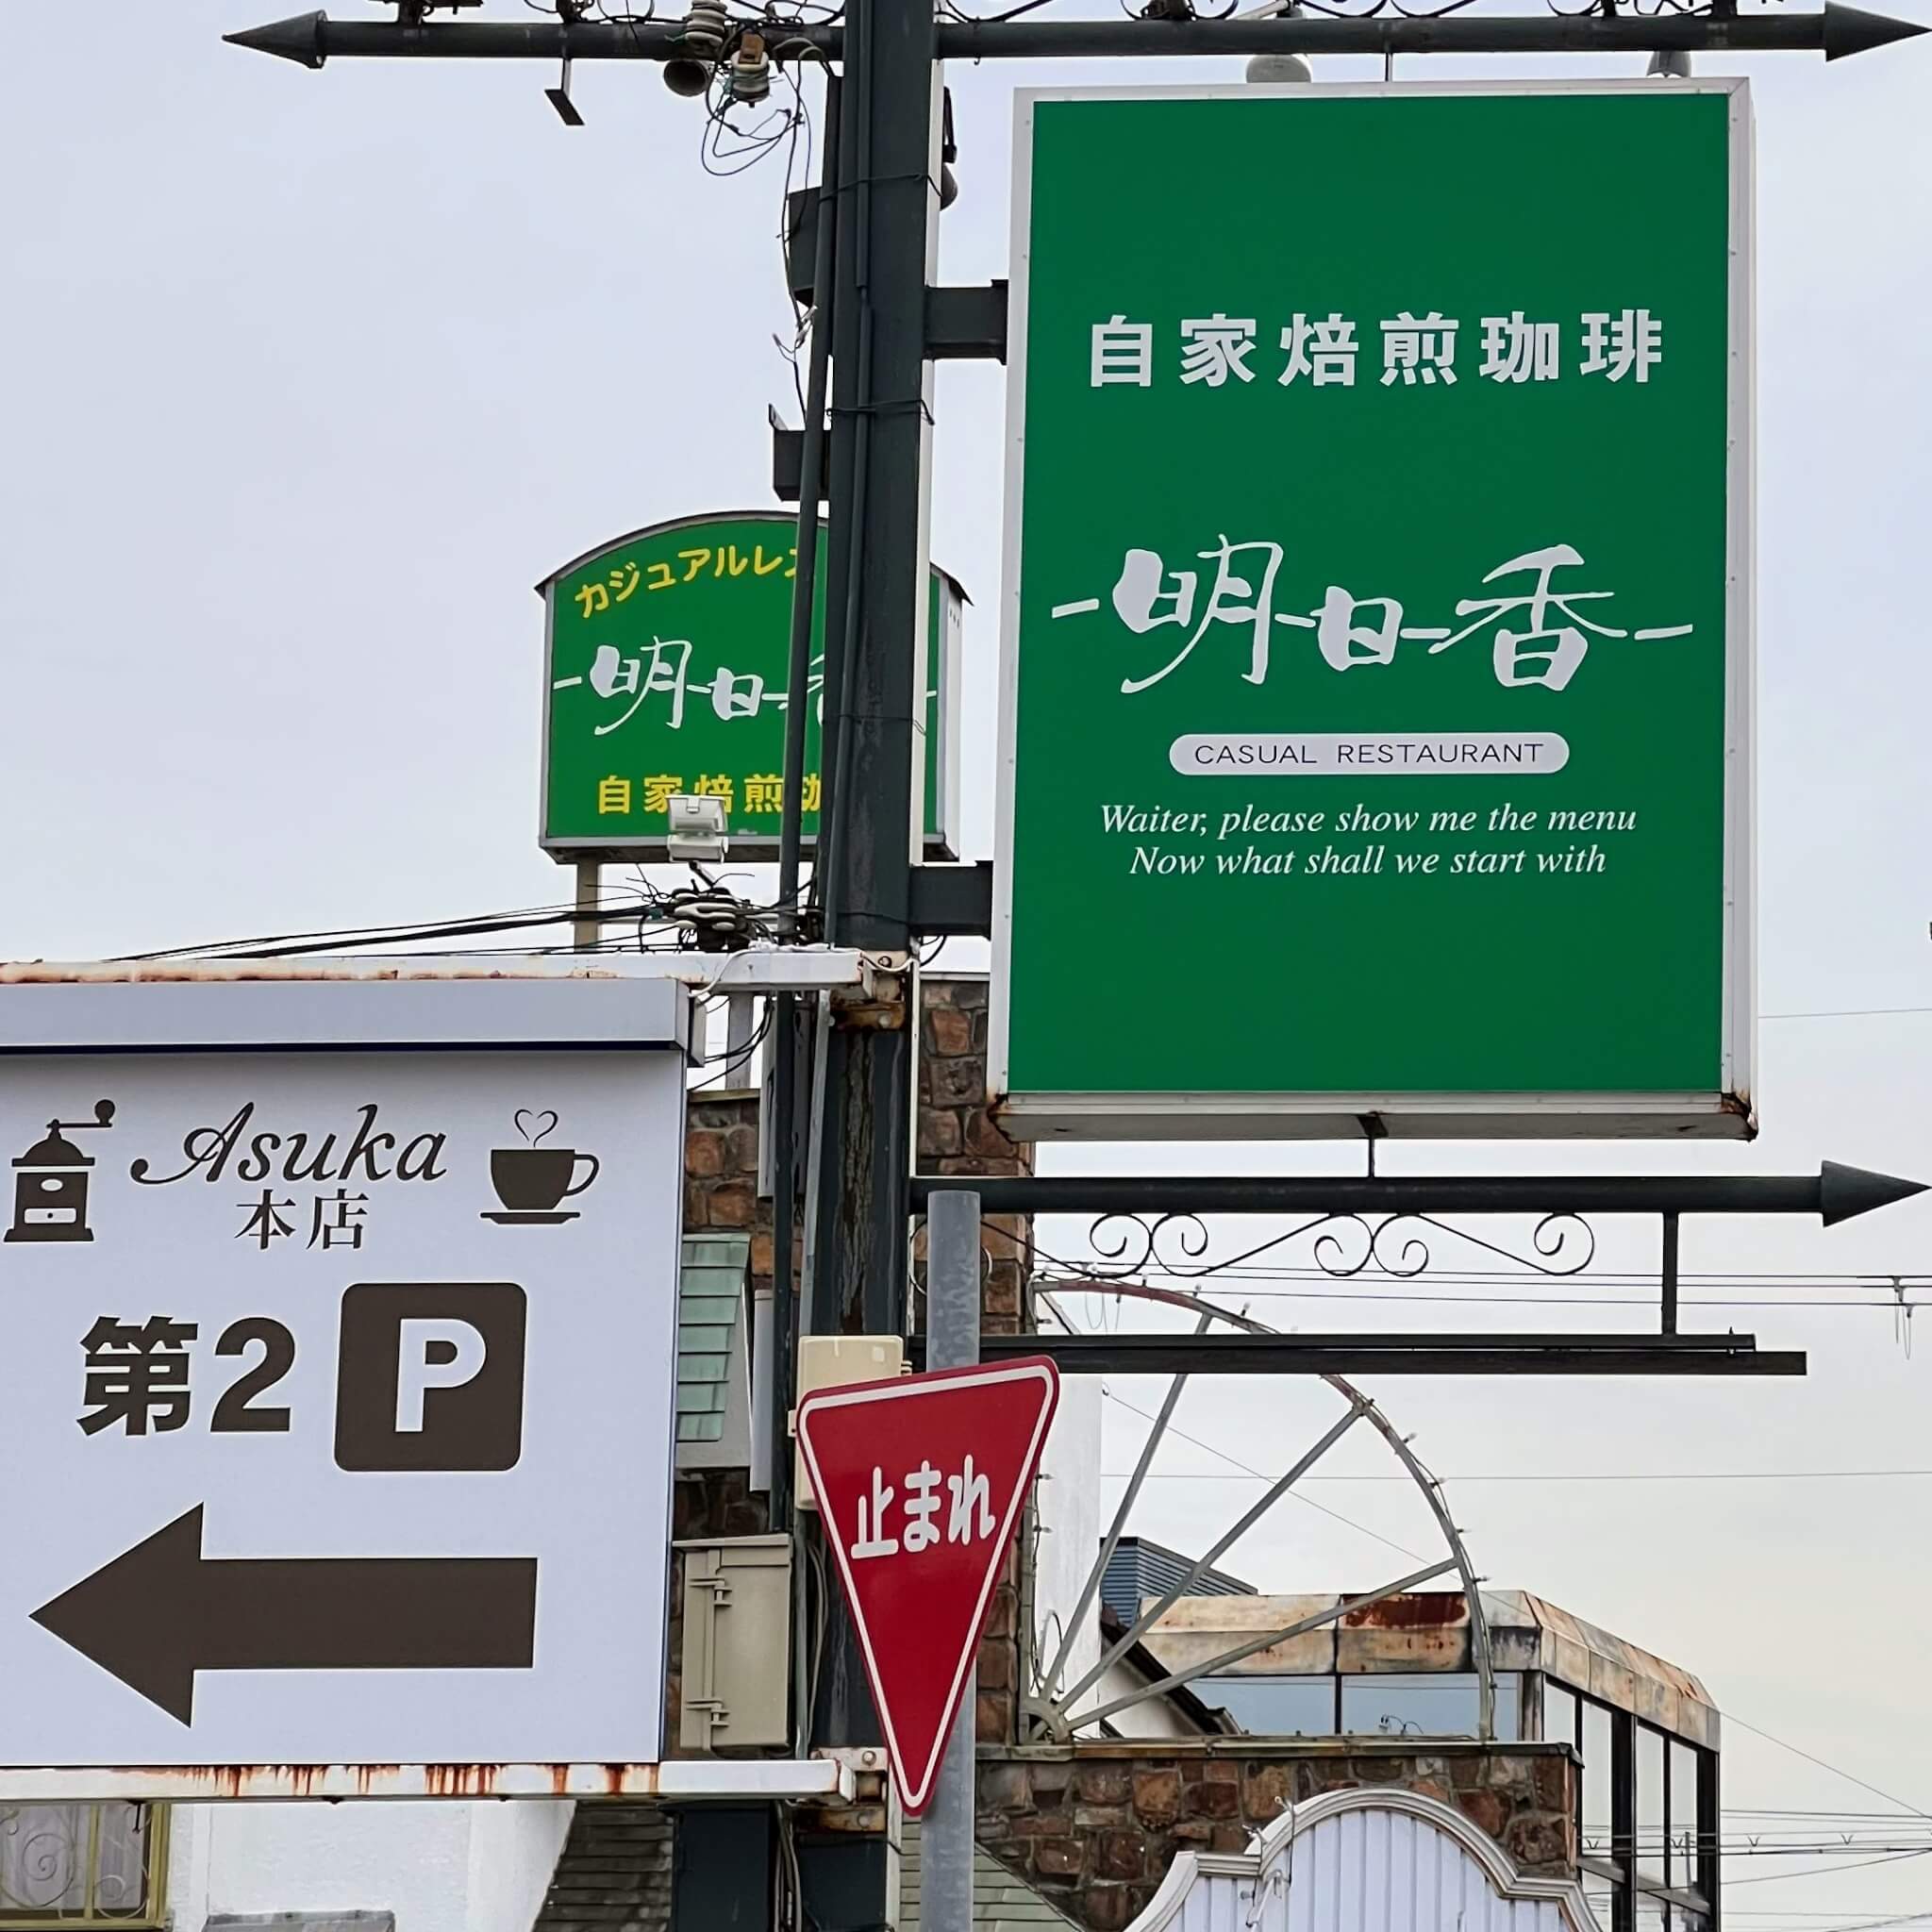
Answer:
[
  {"left": 992, "top": 82, "right": 1754, "bottom": 1140},
  {"left": 541, "top": 512, "right": 960, "bottom": 858}
]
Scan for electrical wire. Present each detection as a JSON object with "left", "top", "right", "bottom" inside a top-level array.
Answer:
[
  {"left": 1728, "top": 1851, "right": 1932, "bottom": 1890},
  {"left": 1725, "top": 1714, "right": 1932, "bottom": 1823},
  {"left": 118, "top": 876, "right": 793, "bottom": 963}
]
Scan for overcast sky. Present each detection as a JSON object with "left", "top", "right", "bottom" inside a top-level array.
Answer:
[{"left": 6, "top": 5, "right": 1932, "bottom": 1925}]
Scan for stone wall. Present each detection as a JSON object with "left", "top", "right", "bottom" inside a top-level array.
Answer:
[{"left": 974, "top": 1741, "right": 1579, "bottom": 1932}]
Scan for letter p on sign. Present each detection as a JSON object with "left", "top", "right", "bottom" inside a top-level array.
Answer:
[
  {"left": 394, "top": 1318, "right": 490, "bottom": 1433},
  {"left": 335, "top": 1283, "right": 526, "bottom": 1472}
]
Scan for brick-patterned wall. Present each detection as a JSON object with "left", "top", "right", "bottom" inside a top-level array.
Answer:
[
  {"left": 668, "top": 974, "right": 1031, "bottom": 1753},
  {"left": 974, "top": 1742, "right": 1579, "bottom": 1932}
]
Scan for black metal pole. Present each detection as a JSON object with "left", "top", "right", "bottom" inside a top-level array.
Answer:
[
  {"left": 766, "top": 76, "right": 840, "bottom": 1541},
  {"left": 228, "top": 5, "right": 1926, "bottom": 65},
  {"left": 807, "top": 0, "right": 932, "bottom": 1348},
  {"left": 778, "top": 73, "right": 839, "bottom": 944},
  {"left": 796, "top": 0, "right": 933, "bottom": 1812},
  {"left": 946, "top": 1333, "right": 1807, "bottom": 1376},
  {"left": 1661, "top": 1209, "right": 1681, "bottom": 1336},
  {"left": 908, "top": 1162, "right": 1926, "bottom": 1224}
]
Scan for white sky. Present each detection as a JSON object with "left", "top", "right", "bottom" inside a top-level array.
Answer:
[{"left": 5, "top": 5, "right": 1932, "bottom": 1926}]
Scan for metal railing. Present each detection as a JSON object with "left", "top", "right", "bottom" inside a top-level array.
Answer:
[{"left": 0, "top": 1806, "right": 167, "bottom": 1926}]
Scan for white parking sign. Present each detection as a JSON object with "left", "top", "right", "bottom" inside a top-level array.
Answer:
[{"left": 0, "top": 967, "right": 687, "bottom": 1775}]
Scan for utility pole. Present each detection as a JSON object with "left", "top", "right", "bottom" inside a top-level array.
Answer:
[
  {"left": 794, "top": 8, "right": 937, "bottom": 1925},
  {"left": 804, "top": 0, "right": 937, "bottom": 1724}
]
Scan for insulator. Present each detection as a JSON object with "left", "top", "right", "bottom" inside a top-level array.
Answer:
[
  {"left": 679, "top": 0, "right": 730, "bottom": 58},
  {"left": 728, "top": 30, "right": 772, "bottom": 103}
]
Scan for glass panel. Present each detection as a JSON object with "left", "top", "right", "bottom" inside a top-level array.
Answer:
[
  {"left": 1670, "top": 1740, "right": 1701, "bottom": 1890},
  {"left": 1343, "top": 1673, "right": 1468, "bottom": 1738},
  {"left": 1582, "top": 1885, "right": 1617, "bottom": 1932},
  {"left": 1335, "top": 1672, "right": 1520, "bottom": 1740},
  {"left": 1198, "top": 1675, "right": 1336, "bottom": 1735},
  {"left": 1636, "top": 1898, "right": 1667, "bottom": 1932},
  {"left": 1544, "top": 1680, "right": 1578, "bottom": 1748},
  {"left": 1637, "top": 1725, "right": 1667, "bottom": 1883},
  {"left": 1494, "top": 1674, "right": 1521, "bottom": 1742},
  {"left": 1581, "top": 1701, "right": 1614, "bottom": 1857}
]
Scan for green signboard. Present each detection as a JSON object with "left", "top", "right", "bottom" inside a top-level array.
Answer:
[
  {"left": 541, "top": 511, "right": 960, "bottom": 858},
  {"left": 992, "top": 82, "right": 1754, "bottom": 1140}
]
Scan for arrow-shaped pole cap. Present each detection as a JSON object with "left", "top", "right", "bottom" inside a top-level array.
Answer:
[
  {"left": 1824, "top": 2, "right": 1927, "bottom": 58},
  {"left": 224, "top": 10, "right": 328, "bottom": 67},
  {"left": 1819, "top": 1159, "right": 1929, "bottom": 1225}
]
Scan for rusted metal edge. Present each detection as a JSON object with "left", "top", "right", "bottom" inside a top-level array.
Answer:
[
  {"left": 0, "top": 952, "right": 876, "bottom": 992},
  {"left": 0, "top": 1759, "right": 856, "bottom": 1804}
]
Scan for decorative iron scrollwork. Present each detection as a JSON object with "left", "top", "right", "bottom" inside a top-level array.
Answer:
[{"left": 1079, "top": 1207, "right": 1597, "bottom": 1284}]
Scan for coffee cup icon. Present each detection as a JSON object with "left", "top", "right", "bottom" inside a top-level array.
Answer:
[{"left": 483, "top": 1111, "right": 600, "bottom": 1225}]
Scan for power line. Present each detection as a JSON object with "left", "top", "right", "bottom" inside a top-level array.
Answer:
[
  {"left": 1762, "top": 1005, "right": 1932, "bottom": 1021},
  {"left": 1727, "top": 1850, "right": 1932, "bottom": 1890},
  {"left": 1726, "top": 1714, "right": 1932, "bottom": 1824}
]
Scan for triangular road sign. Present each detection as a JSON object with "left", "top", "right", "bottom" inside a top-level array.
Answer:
[{"left": 796, "top": 1357, "right": 1059, "bottom": 1814}]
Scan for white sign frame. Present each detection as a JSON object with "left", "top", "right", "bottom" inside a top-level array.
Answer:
[
  {"left": 989, "top": 79, "right": 1757, "bottom": 1141},
  {"left": 0, "top": 965, "right": 692, "bottom": 1793}
]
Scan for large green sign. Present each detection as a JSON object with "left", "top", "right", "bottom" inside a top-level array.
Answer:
[
  {"left": 992, "top": 82, "right": 1754, "bottom": 1140},
  {"left": 541, "top": 512, "right": 960, "bottom": 858}
]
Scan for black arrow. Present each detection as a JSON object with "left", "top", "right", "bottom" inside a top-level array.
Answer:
[
  {"left": 31, "top": 1507, "right": 537, "bottom": 1724},
  {"left": 910, "top": 1162, "right": 1930, "bottom": 1224},
  {"left": 224, "top": 4, "right": 1927, "bottom": 65}
]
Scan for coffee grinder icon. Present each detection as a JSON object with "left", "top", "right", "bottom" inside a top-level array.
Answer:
[{"left": 6, "top": 1100, "right": 116, "bottom": 1244}]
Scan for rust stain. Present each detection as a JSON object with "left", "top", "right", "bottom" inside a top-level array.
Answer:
[
  {"left": 1342, "top": 1593, "right": 1467, "bottom": 1630},
  {"left": 423, "top": 1763, "right": 507, "bottom": 1798},
  {"left": 23, "top": 1762, "right": 687, "bottom": 1803},
  {"left": 0, "top": 962, "right": 624, "bottom": 987}
]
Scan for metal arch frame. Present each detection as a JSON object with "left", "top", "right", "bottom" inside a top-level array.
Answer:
[{"left": 1025, "top": 1277, "right": 1493, "bottom": 1742}]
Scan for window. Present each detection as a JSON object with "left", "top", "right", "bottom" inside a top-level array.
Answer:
[
  {"left": 1669, "top": 1740, "right": 1701, "bottom": 1892},
  {"left": 1543, "top": 1679, "right": 1716, "bottom": 1932},
  {"left": 1543, "top": 1681, "right": 1577, "bottom": 1748},
  {"left": 1637, "top": 1724, "right": 1667, "bottom": 1883},
  {"left": 1194, "top": 1671, "right": 1522, "bottom": 1740},
  {"left": 1340, "top": 1673, "right": 1520, "bottom": 1740},
  {"left": 1198, "top": 1675, "right": 1336, "bottom": 1735},
  {"left": 0, "top": 1805, "right": 167, "bottom": 1925},
  {"left": 1581, "top": 1699, "right": 1614, "bottom": 1857}
]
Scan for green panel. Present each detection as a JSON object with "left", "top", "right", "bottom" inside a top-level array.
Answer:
[
  {"left": 544, "top": 513, "right": 956, "bottom": 853},
  {"left": 1002, "top": 87, "right": 1745, "bottom": 1103},
  {"left": 678, "top": 1295, "right": 743, "bottom": 1327}
]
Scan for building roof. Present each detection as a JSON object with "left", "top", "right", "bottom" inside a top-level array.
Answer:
[
  {"left": 900, "top": 1824, "right": 1080, "bottom": 1928},
  {"left": 1141, "top": 1588, "right": 1719, "bottom": 1750},
  {"left": 1099, "top": 1535, "right": 1254, "bottom": 1628}
]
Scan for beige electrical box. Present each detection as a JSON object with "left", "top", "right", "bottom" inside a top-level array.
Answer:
[
  {"left": 792, "top": 1334, "right": 907, "bottom": 1507},
  {"left": 676, "top": 1534, "right": 792, "bottom": 1752}
]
